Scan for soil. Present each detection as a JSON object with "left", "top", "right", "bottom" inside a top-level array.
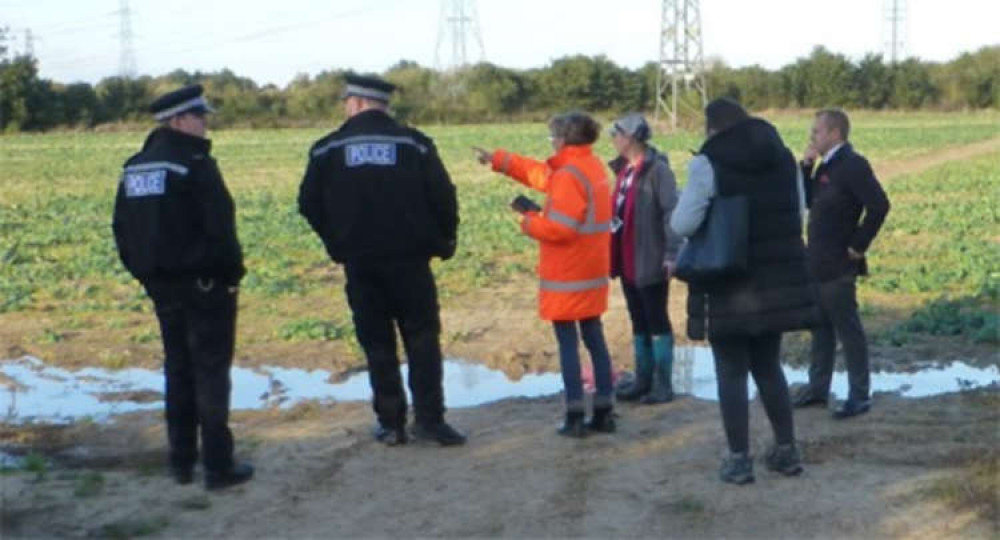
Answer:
[{"left": 1, "top": 389, "right": 997, "bottom": 538}]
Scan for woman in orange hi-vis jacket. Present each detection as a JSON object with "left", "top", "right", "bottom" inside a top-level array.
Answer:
[{"left": 474, "top": 112, "right": 615, "bottom": 438}]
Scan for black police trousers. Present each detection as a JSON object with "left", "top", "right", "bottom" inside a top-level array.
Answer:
[
  {"left": 146, "top": 278, "right": 236, "bottom": 473},
  {"left": 344, "top": 257, "right": 445, "bottom": 429}
]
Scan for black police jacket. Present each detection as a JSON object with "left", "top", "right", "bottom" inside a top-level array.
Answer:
[
  {"left": 112, "top": 127, "right": 245, "bottom": 285},
  {"left": 298, "top": 109, "right": 459, "bottom": 263}
]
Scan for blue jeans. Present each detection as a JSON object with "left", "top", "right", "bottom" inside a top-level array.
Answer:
[{"left": 553, "top": 317, "right": 613, "bottom": 409}]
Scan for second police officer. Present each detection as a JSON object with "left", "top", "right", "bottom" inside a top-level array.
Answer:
[
  {"left": 112, "top": 85, "right": 254, "bottom": 490},
  {"left": 298, "top": 74, "right": 466, "bottom": 446}
]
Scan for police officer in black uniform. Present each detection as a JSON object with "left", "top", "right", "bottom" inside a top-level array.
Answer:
[
  {"left": 299, "top": 74, "right": 465, "bottom": 446},
  {"left": 112, "top": 85, "right": 254, "bottom": 489}
]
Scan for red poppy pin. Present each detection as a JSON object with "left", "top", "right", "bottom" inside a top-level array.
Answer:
[{"left": 819, "top": 174, "right": 830, "bottom": 185}]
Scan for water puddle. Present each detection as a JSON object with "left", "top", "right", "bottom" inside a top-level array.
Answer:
[
  {"left": 671, "top": 347, "right": 999, "bottom": 401},
  {"left": 0, "top": 350, "right": 996, "bottom": 424},
  {"left": 0, "top": 450, "right": 25, "bottom": 469},
  {"left": 0, "top": 356, "right": 563, "bottom": 424}
]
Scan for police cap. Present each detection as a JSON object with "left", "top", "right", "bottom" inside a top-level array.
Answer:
[
  {"left": 149, "top": 84, "right": 216, "bottom": 122},
  {"left": 341, "top": 74, "right": 396, "bottom": 103}
]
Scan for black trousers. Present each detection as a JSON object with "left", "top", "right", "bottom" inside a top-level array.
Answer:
[
  {"left": 808, "top": 273, "right": 870, "bottom": 401},
  {"left": 146, "top": 278, "right": 236, "bottom": 473},
  {"left": 710, "top": 332, "right": 795, "bottom": 454},
  {"left": 621, "top": 280, "right": 672, "bottom": 336},
  {"left": 344, "top": 257, "right": 445, "bottom": 428}
]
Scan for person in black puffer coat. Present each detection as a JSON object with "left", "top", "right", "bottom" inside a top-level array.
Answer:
[{"left": 671, "top": 98, "right": 820, "bottom": 485}]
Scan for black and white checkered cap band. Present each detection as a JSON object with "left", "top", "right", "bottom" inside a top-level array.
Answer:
[
  {"left": 153, "top": 96, "right": 214, "bottom": 121},
  {"left": 343, "top": 84, "right": 392, "bottom": 102}
]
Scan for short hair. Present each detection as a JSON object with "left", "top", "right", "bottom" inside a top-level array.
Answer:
[
  {"left": 704, "top": 98, "right": 749, "bottom": 133},
  {"left": 816, "top": 108, "right": 850, "bottom": 140},
  {"left": 549, "top": 111, "right": 601, "bottom": 145}
]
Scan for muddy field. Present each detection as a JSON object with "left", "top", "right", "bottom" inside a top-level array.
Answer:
[{"left": 2, "top": 387, "right": 998, "bottom": 538}]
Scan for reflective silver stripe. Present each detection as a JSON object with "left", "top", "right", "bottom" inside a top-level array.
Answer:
[
  {"left": 543, "top": 164, "right": 611, "bottom": 235},
  {"left": 547, "top": 209, "right": 612, "bottom": 233},
  {"left": 539, "top": 276, "right": 609, "bottom": 292},
  {"left": 500, "top": 153, "right": 512, "bottom": 174},
  {"left": 561, "top": 165, "right": 597, "bottom": 227},
  {"left": 123, "top": 161, "right": 189, "bottom": 176},
  {"left": 547, "top": 209, "right": 580, "bottom": 229},
  {"left": 579, "top": 222, "right": 612, "bottom": 233},
  {"left": 312, "top": 135, "right": 428, "bottom": 158},
  {"left": 343, "top": 84, "right": 391, "bottom": 102},
  {"left": 153, "top": 96, "right": 214, "bottom": 121}
]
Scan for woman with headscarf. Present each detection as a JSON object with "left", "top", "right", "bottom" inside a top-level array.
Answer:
[{"left": 607, "top": 113, "right": 682, "bottom": 405}]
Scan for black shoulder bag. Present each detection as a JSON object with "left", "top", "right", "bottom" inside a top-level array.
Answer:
[{"left": 673, "top": 194, "right": 749, "bottom": 283}]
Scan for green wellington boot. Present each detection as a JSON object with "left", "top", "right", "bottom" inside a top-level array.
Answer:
[
  {"left": 640, "top": 334, "right": 675, "bottom": 404},
  {"left": 617, "top": 335, "right": 653, "bottom": 401}
]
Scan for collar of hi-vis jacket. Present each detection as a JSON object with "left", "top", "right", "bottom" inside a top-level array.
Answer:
[{"left": 546, "top": 144, "right": 594, "bottom": 170}]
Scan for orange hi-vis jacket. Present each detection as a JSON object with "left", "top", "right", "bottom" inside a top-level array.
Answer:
[{"left": 492, "top": 145, "right": 613, "bottom": 321}]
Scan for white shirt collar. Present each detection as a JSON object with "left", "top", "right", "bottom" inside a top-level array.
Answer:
[{"left": 822, "top": 143, "right": 845, "bottom": 164}]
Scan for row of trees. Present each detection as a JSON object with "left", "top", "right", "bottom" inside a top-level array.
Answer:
[{"left": 1, "top": 33, "right": 997, "bottom": 132}]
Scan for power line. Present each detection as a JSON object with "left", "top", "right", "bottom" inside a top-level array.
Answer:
[
  {"left": 33, "top": 1, "right": 401, "bottom": 82},
  {"left": 28, "top": 10, "right": 117, "bottom": 34},
  {"left": 106, "top": 5, "right": 396, "bottom": 66}
]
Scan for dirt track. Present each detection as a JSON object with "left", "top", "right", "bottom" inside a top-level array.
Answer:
[{"left": 2, "top": 388, "right": 997, "bottom": 538}]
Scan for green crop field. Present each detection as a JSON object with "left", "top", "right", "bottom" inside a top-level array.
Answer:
[{"left": 1, "top": 110, "right": 998, "bottom": 364}]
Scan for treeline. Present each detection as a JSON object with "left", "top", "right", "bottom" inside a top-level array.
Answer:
[{"left": 1, "top": 38, "right": 997, "bottom": 132}]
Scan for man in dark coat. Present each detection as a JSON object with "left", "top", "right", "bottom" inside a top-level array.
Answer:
[
  {"left": 793, "top": 109, "right": 891, "bottom": 419},
  {"left": 298, "top": 74, "right": 465, "bottom": 446},
  {"left": 112, "top": 85, "right": 253, "bottom": 490}
]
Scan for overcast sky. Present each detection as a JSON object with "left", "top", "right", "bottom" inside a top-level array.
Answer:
[{"left": 2, "top": 0, "right": 997, "bottom": 86}]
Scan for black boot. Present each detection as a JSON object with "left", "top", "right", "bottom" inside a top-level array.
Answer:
[
  {"left": 719, "top": 453, "right": 754, "bottom": 485},
  {"left": 557, "top": 410, "right": 587, "bottom": 438},
  {"left": 586, "top": 405, "right": 616, "bottom": 434},
  {"left": 205, "top": 462, "right": 254, "bottom": 491},
  {"left": 412, "top": 421, "right": 467, "bottom": 446},
  {"left": 764, "top": 443, "right": 803, "bottom": 476},
  {"left": 169, "top": 465, "right": 194, "bottom": 485},
  {"left": 617, "top": 336, "right": 653, "bottom": 401},
  {"left": 373, "top": 424, "right": 408, "bottom": 446}
]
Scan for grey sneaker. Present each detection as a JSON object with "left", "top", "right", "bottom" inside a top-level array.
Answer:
[
  {"left": 719, "top": 452, "right": 754, "bottom": 485},
  {"left": 765, "top": 444, "right": 804, "bottom": 476}
]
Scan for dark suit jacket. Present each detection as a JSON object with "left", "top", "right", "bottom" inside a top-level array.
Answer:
[{"left": 803, "top": 143, "right": 890, "bottom": 282}]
